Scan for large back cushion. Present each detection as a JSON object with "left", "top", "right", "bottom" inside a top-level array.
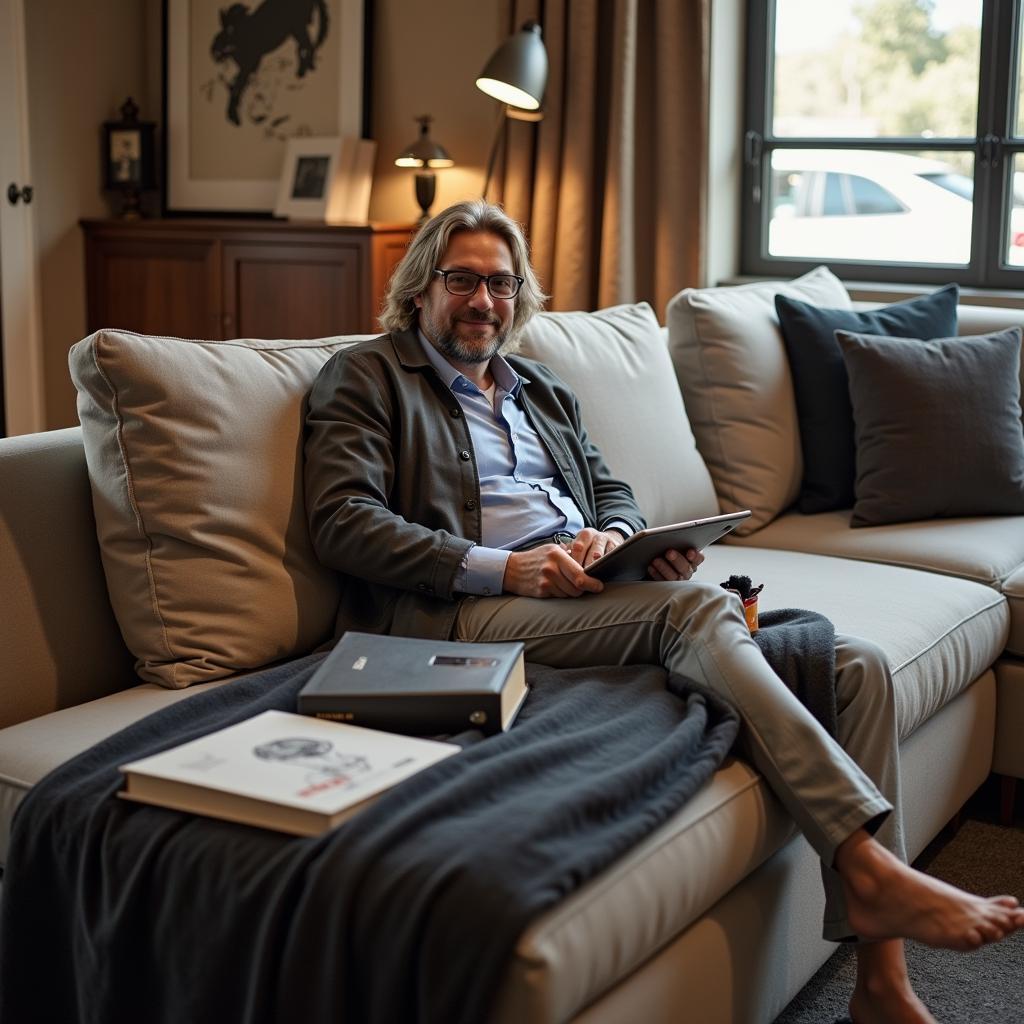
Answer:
[
  {"left": 515, "top": 303, "right": 719, "bottom": 527},
  {"left": 70, "top": 330, "right": 371, "bottom": 688},
  {"left": 666, "top": 266, "right": 851, "bottom": 534}
]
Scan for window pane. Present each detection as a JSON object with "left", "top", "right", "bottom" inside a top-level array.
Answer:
[
  {"left": 773, "top": 0, "right": 982, "bottom": 139},
  {"left": 1017, "top": 10, "right": 1024, "bottom": 137},
  {"left": 768, "top": 149, "right": 974, "bottom": 264},
  {"left": 1006, "top": 155, "right": 1024, "bottom": 266}
]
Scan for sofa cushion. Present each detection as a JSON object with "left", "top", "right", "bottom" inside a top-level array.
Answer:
[
  {"left": 775, "top": 285, "right": 958, "bottom": 514},
  {"left": 70, "top": 330, "right": 373, "bottom": 688},
  {"left": 729, "top": 511, "right": 1024, "bottom": 658},
  {"left": 514, "top": 304, "right": 719, "bottom": 527},
  {"left": 666, "top": 266, "right": 851, "bottom": 535},
  {"left": 1002, "top": 565, "right": 1024, "bottom": 657},
  {"left": 994, "top": 659, "right": 1024, "bottom": 778},
  {"left": 0, "top": 676, "right": 232, "bottom": 866},
  {"left": 0, "top": 427, "right": 138, "bottom": 729},
  {"left": 702, "top": 545, "right": 1008, "bottom": 739},
  {"left": 836, "top": 327, "right": 1024, "bottom": 526},
  {"left": 856, "top": 300, "right": 1024, "bottom": 422}
]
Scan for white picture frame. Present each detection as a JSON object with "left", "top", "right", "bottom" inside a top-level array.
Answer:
[
  {"left": 274, "top": 136, "right": 344, "bottom": 221},
  {"left": 273, "top": 135, "right": 377, "bottom": 222},
  {"left": 163, "top": 0, "right": 366, "bottom": 215}
]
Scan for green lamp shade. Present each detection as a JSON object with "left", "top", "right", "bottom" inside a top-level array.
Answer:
[{"left": 476, "top": 21, "right": 548, "bottom": 110}]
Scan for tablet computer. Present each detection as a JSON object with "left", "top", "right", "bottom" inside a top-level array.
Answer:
[{"left": 585, "top": 510, "right": 752, "bottom": 583}]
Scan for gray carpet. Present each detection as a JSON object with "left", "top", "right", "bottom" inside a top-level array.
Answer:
[{"left": 774, "top": 814, "right": 1024, "bottom": 1024}]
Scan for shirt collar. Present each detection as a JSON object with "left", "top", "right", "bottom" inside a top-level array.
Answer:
[{"left": 416, "top": 329, "right": 522, "bottom": 397}]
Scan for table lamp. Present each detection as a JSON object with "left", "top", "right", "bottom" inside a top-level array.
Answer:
[{"left": 394, "top": 115, "right": 454, "bottom": 224}]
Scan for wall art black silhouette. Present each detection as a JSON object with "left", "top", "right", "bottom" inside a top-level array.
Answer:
[{"left": 211, "top": 0, "right": 330, "bottom": 126}]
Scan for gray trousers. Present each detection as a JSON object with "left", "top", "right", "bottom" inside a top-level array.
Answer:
[{"left": 454, "top": 580, "right": 906, "bottom": 941}]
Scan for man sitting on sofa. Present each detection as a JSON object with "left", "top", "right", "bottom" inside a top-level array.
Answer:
[{"left": 303, "top": 200, "right": 1024, "bottom": 1024}]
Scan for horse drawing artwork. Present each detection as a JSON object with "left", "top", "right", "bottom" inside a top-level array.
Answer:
[{"left": 211, "top": 0, "right": 330, "bottom": 126}]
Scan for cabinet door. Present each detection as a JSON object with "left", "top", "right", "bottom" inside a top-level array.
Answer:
[
  {"left": 85, "top": 234, "right": 221, "bottom": 339},
  {"left": 222, "top": 240, "right": 367, "bottom": 339},
  {"left": 370, "top": 229, "right": 414, "bottom": 329}
]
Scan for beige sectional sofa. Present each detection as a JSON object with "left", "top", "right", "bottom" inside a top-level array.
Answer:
[{"left": 0, "top": 269, "right": 1021, "bottom": 1023}]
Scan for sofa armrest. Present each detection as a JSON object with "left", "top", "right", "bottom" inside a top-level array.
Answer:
[{"left": 0, "top": 427, "right": 136, "bottom": 728}]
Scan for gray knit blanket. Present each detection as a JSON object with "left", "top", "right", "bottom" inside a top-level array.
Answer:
[{"left": 0, "top": 654, "right": 742, "bottom": 1024}]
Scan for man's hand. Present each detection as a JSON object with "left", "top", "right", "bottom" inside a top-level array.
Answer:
[
  {"left": 502, "top": 543, "right": 605, "bottom": 598},
  {"left": 647, "top": 547, "right": 704, "bottom": 582},
  {"left": 570, "top": 527, "right": 626, "bottom": 568}
]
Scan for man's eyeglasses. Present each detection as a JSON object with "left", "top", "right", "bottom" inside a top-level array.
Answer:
[{"left": 433, "top": 269, "right": 524, "bottom": 300}]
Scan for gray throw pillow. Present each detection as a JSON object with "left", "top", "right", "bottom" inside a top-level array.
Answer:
[{"left": 835, "top": 327, "right": 1024, "bottom": 527}]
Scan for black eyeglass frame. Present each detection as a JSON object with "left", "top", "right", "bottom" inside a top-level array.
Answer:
[{"left": 432, "top": 268, "right": 525, "bottom": 299}]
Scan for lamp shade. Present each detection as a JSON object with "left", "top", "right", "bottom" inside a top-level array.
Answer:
[
  {"left": 394, "top": 115, "right": 454, "bottom": 168},
  {"left": 476, "top": 20, "right": 548, "bottom": 110}
]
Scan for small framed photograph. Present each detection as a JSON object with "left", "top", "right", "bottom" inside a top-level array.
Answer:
[
  {"left": 274, "top": 135, "right": 376, "bottom": 222},
  {"left": 274, "top": 136, "right": 342, "bottom": 219},
  {"left": 103, "top": 122, "right": 156, "bottom": 190}
]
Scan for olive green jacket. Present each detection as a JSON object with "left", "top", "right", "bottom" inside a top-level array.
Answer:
[{"left": 303, "top": 328, "right": 646, "bottom": 641}]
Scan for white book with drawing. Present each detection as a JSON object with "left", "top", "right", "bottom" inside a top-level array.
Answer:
[{"left": 119, "top": 709, "right": 459, "bottom": 836}]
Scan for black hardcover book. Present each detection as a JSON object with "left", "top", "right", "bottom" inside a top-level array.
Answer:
[{"left": 297, "top": 632, "right": 528, "bottom": 736}]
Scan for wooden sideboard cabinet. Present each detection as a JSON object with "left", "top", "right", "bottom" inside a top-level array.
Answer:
[{"left": 81, "top": 219, "right": 416, "bottom": 340}]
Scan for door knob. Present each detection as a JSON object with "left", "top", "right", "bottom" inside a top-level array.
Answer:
[{"left": 7, "top": 183, "right": 33, "bottom": 205}]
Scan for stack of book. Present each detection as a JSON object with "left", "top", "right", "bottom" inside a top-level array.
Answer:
[{"left": 118, "top": 635, "right": 528, "bottom": 835}]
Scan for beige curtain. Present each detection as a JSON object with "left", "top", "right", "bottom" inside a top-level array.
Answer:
[{"left": 493, "top": 0, "right": 708, "bottom": 320}]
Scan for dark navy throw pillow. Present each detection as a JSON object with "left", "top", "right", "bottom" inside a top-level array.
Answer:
[{"left": 775, "top": 284, "right": 959, "bottom": 513}]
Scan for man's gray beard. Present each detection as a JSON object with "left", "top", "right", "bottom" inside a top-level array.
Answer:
[
  {"left": 435, "top": 329, "right": 508, "bottom": 365},
  {"left": 427, "top": 316, "right": 510, "bottom": 364}
]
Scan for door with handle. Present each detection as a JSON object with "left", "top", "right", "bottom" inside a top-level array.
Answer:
[{"left": 0, "top": 0, "right": 45, "bottom": 436}]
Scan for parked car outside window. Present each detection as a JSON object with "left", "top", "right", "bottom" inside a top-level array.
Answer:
[{"left": 768, "top": 150, "right": 1024, "bottom": 267}]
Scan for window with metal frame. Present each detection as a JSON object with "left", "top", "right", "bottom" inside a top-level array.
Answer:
[{"left": 742, "top": 0, "right": 1024, "bottom": 288}]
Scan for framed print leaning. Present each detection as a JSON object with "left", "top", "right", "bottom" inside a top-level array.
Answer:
[{"left": 162, "top": 0, "right": 368, "bottom": 216}]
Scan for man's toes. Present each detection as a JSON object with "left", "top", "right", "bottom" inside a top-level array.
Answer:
[
  {"left": 975, "top": 920, "right": 1005, "bottom": 944},
  {"left": 993, "top": 894, "right": 1020, "bottom": 909}
]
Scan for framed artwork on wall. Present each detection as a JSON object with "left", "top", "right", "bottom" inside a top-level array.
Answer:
[{"left": 162, "top": 0, "right": 369, "bottom": 216}]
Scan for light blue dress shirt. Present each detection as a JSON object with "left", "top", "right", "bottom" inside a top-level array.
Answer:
[{"left": 417, "top": 333, "right": 630, "bottom": 596}]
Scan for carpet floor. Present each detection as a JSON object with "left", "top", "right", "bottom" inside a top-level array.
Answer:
[{"left": 773, "top": 781, "right": 1024, "bottom": 1024}]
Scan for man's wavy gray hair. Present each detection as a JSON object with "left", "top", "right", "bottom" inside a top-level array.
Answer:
[{"left": 379, "top": 200, "right": 547, "bottom": 340}]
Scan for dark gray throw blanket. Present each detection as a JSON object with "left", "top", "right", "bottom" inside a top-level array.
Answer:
[
  {"left": 754, "top": 608, "right": 838, "bottom": 737},
  {"left": 0, "top": 656, "right": 740, "bottom": 1024},
  {"left": 0, "top": 609, "right": 837, "bottom": 1024}
]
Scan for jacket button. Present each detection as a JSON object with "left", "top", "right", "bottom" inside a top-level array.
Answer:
[
  {"left": 460, "top": 450, "right": 471, "bottom": 461},
  {"left": 450, "top": 407, "right": 461, "bottom": 418},
  {"left": 464, "top": 499, "right": 477, "bottom": 510}
]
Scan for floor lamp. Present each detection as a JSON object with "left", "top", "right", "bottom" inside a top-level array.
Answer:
[{"left": 476, "top": 21, "right": 549, "bottom": 199}]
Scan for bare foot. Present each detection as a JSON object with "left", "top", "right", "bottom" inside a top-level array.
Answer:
[
  {"left": 836, "top": 830, "right": 1024, "bottom": 950},
  {"left": 851, "top": 939, "right": 936, "bottom": 1024},
  {"left": 850, "top": 982, "right": 936, "bottom": 1024}
]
